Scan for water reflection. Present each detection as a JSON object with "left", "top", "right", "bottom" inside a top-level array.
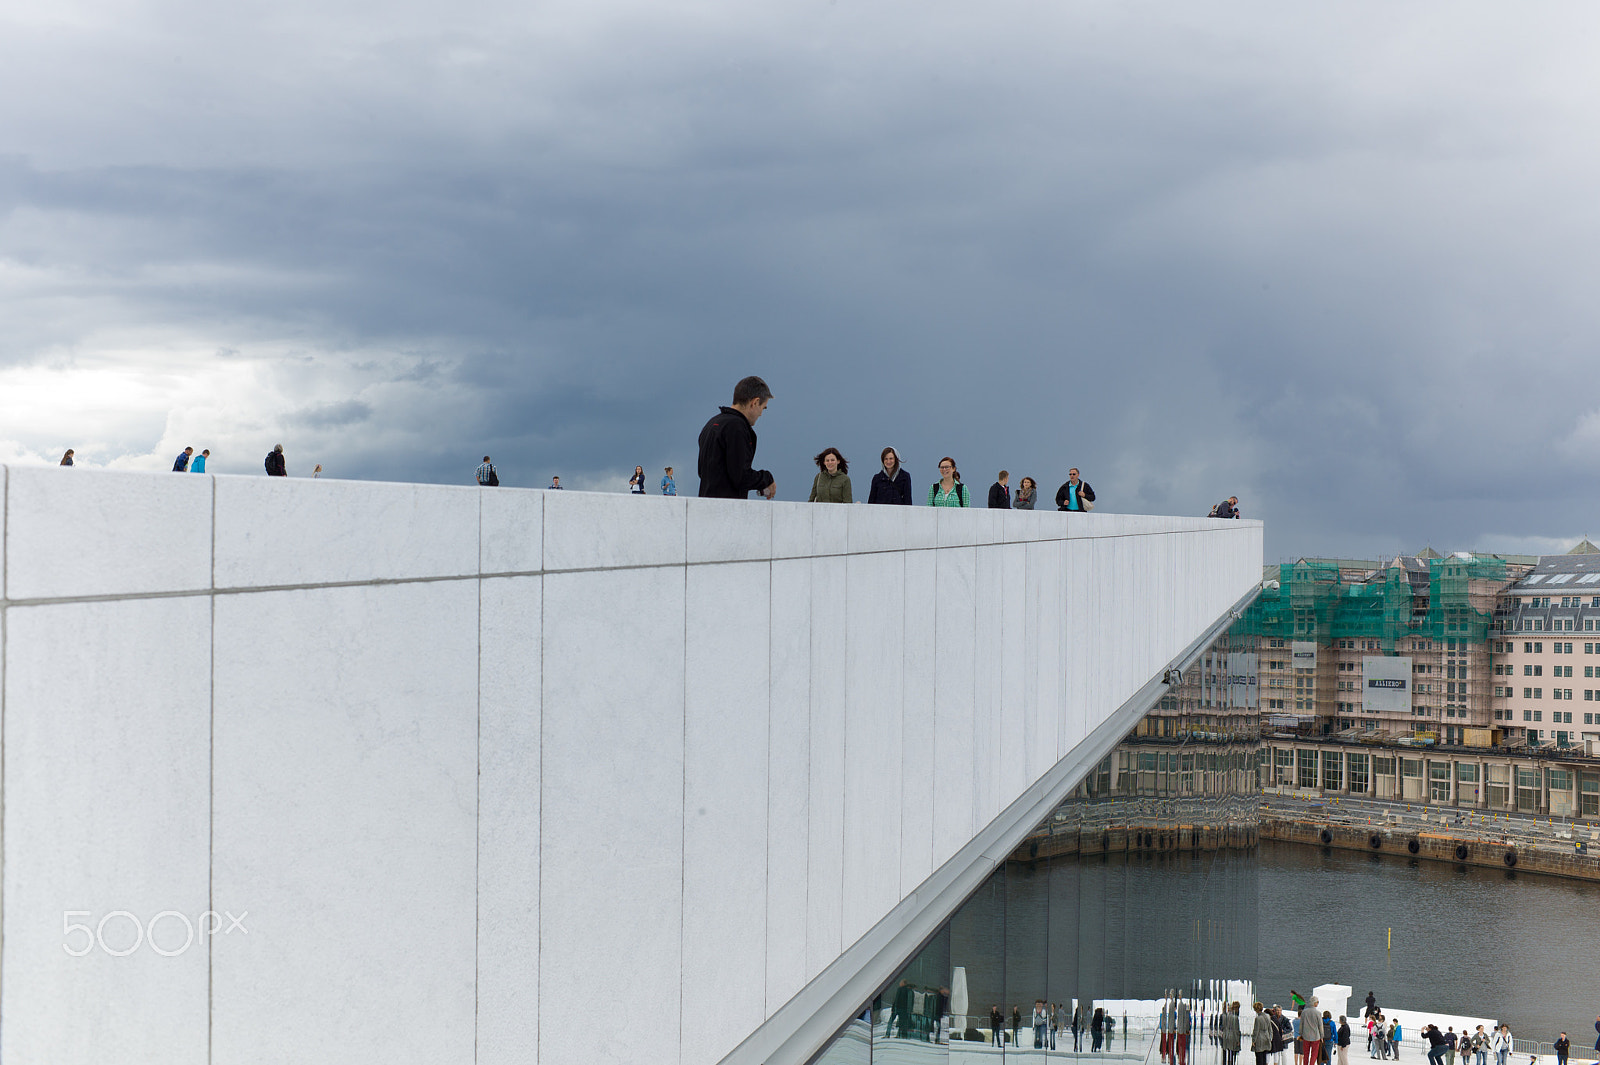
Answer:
[{"left": 811, "top": 626, "right": 1264, "bottom": 1064}]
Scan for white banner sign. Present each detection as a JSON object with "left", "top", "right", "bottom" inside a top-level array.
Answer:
[
  {"left": 1226, "top": 653, "right": 1259, "bottom": 709},
  {"left": 1292, "top": 641, "right": 1318, "bottom": 670},
  {"left": 1363, "top": 656, "right": 1413, "bottom": 714}
]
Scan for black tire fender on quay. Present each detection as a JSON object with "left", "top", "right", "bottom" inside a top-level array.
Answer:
[
  {"left": 1504, "top": 848, "right": 1518, "bottom": 867},
  {"left": 1455, "top": 843, "right": 1469, "bottom": 861},
  {"left": 1320, "top": 829, "right": 1334, "bottom": 845},
  {"left": 1369, "top": 833, "right": 1382, "bottom": 849},
  {"left": 1407, "top": 838, "right": 1421, "bottom": 855}
]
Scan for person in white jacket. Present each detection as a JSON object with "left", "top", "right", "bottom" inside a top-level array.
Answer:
[{"left": 1489, "top": 1027, "right": 1512, "bottom": 1065}]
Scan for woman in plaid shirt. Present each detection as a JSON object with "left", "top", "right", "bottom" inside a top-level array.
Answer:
[{"left": 926, "top": 456, "right": 970, "bottom": 507}]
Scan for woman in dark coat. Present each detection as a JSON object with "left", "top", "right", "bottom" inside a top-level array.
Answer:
[{"left": 867, "top": 446, "right": 912, "bottom": 504}]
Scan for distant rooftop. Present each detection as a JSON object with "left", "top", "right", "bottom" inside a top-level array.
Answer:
[{"left": 1510, "top": 552, "right": 1600, "bottom": 590}]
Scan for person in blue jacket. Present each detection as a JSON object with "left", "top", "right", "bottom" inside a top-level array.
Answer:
[{"left": 172, "top": 446, "right": 193, "bottom": 471}]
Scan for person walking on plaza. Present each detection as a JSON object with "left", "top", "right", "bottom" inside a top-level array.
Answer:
[
  {"left": 60, "top": 449, "right": 75, "bottom": 466},
  {"left": 1390, "top": 1020, "right": 1402, "bottom": 1061},
  {"left": 1218, "top": 1001, "right": 1242, "bottom": 1065},
  {"left": 927, "top": 457, "right": 969, "bottom": 507},
  {"left": 991, "top": 1005, "right": 1004, "bottom": 1047},
  {"left": 660, "top": 467, "right": 676, "bottom": 495},
  {"left": 1339, "top": 1017, "right": 1352, "bottom": 1065},
  {"left": 988, "top": 471, "right": 1011, "bottom": 509},
  {"left": 191, "top": 448, "right": 209, "bottom": 473},
  {"left": 1073, "top": 1002, "right": 1086, "bottom": 1051},
  {"left": 698, "top": 376, "right": 776, "bottom": 499},
  {"left": 1490, "top": 1027, "right": 1511, "bottom": 1065},
  {"left": 808, "top": 448, "right": 853, "bottom": 503},
  {"left": 1444, "top": 1029, "right": 1457, "bottom": 1065},
  {"left": 1253, "top": 1003, "right": 1275, "bottom": 1065},
  {"left": 629, "top": 465, "right": 646, "bottom": 494},
  {"left": 1555, "top": 1033, "right": 1570, "bottom": 1065},
  {"left": 265, "top": 444, "right": 287, "bottom": 476},
  {"left": 1472, "top": 1027, "right": 1487, "bottom": 1065},
  {"left": 1272, "top": 1006, "right": 1292, "bottom": 1065},
  {"left": 1300, "top": 999, "right": 1324, "bottom": 1065},
  {"left": 1425, "top": 1025, "right": 1448, "bottom": 1065},
  {"left": 173, "top": 446, "right": 194, "bottom": 472},
  {"left": 1034, "top": 1000, "right": 1050, "bottom": 1049},
  {"left": 1092, "top": 1007, "right": 1106, "bottom": 1052},
  {"left": 1364, "top": 994, "right": 1377, "bottom": 1020},
  {"left": 476, "top": 456, "right": 498, "bottom": 486},
  {"left": 1325, "top": 1012, "right": 1336, "bottom": 1065},
  {"left": 1015, "top": 475, "right": 1038, "bottom": 510},
  {"left": 1012, "top": 1005, "right": 1022, "bottom": 1047},
  {"left": 1055, "top": 467, "right": 1096, "bottom": 511},
  {"left": 867, "top": 446, "right": 912, "bottom": 505}
]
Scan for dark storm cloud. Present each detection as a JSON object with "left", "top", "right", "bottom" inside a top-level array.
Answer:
[{"left": 3, "top": 1, "right": 1600, "bottom": 555}]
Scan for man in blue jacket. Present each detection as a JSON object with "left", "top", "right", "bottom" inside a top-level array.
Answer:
[
  {"left": 172, "top": 447, "right": 193, "bottom": 471},
  {"left": 698, "top": 376, "right": 776, "bottom": 499}
]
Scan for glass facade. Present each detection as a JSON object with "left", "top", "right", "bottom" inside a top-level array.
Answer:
[{"left": 810, "top": 628, "right": 1263, "bottom": 1064}]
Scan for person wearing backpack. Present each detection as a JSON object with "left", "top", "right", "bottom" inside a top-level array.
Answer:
[
  {"left": 476, "top": 456, "right": 499, "bottom": 486},
  {"left": 927, "top": 457, "right": 969, "bottom": 507}
]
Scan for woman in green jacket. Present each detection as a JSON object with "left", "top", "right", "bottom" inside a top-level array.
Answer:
[
  {"left": 927, "top": 456, "right": 970, "bottom": 507},
  {"left": 808, "top": 448, "right": 853, "bottom": 503}
]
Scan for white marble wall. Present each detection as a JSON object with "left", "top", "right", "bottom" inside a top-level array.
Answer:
[{"left": 0, "top": 466, "right": 1262, "bottom": 1065}]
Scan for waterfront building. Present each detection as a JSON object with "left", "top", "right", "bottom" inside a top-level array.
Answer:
[
  {"left": 1491, "top": 551, "right": 1600, "bottom": 749},
  {"left": 1259, "top": 733, "right": 1600, "bottom": 817},
  {"left": 1238, "top": 553, "right": 1531, "bottom": 741}
]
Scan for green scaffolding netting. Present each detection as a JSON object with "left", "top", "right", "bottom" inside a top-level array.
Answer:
[{"left": 1234, "top": 556, "right": 1510, "bottom": 652}]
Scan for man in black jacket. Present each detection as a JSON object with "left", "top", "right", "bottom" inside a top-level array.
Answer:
[
  {"left": 988, "top": 471, "right": 1011, "bottom": 509},
  {"left": 698, "top": 376, "right": 776, "bottom": 498},
  {"left": 1055, "top": 468, "right": 1095, "bottom": 511},
  {"left": 264, "top": 444, "right": 287, "bottom": 477}
]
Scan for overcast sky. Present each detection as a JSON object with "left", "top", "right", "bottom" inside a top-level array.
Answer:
[{"left": 3, "top": 1, "right": 1598, "bottom": 561}]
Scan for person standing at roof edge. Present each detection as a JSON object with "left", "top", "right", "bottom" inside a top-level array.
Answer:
[
  {"left": 1055, "top": 467, "right": 1095, "bottom": 511},
  {"left": 265, "top": 444, "right": 287, "bottom": 476},
  {"left": 698, "top": 376, "right": 775, "bottom": 499},
  {"left": 476, "top": 456, "right": 498, "bottom": 486},
  {"left": 660, "top": 466, "right": 677, "bottom": 495},
  {"left": 173, "top": 446, "right": 194, "bottom": 471},
  {"left": 191, "top": 448, "right": 209, "bottom": 472},
  {"left": 868, "top": 446, "right": 912, "bottom": 504},
  {"left": 988, "top": 470, "right": 1011, "bottom": 509},
  {"left": 808, "top": 448, "right": 852, "bottom": 503},
  {"left": 629, "top": 466, "right": 647, "bottom": 494},
  {"left": 927, "top": 457, "right": 968, "bottom": 507}
]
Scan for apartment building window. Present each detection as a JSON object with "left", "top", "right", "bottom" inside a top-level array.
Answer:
[
  {"left": 1323, "top": 751, "right": 1342, "bottom": 791},
  {"left": 1348, "top": 753, "right": 1370, "bottom": 794},
  {"left": 1516, "top": 767, "right": 1540, "bottom": 812},
  {"left": 1562, "top": 642, "right": 1574, "bottom": 654},
  {"left": 1429, "top": 762, "right": 1451, "bottom": 802},
  {"left": 1535, "top": 710, "right": 1543, "bottom": 721},
  {"left": 1559, "top": 665, "right": 1573, "bottom": 677},
  {"left": 1588, "top": 712, "right": 1597, "bottom": 723},
  {"left": 1275, "top": 748, "right": 1293, "bottom": 786},
  {"left": 1588, "top": 643, "right": 1597, "bottom": 654},
  {"left": 1524, "top": 710, "right": 1533, "bottom": 721},
  {"left": 1297, "top": 749, "right": 1318, "bottom": 790},
  {"left": 1495, "top": 686, "right": 1506, "bottom": 697}
]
